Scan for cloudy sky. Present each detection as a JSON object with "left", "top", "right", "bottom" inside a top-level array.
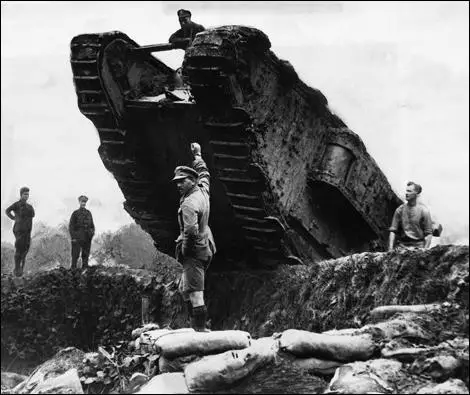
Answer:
[{"left": 1, "top": 1, "right": 468, "bottom": 244}]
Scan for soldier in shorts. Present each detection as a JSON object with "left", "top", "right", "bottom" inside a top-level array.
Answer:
[{"left": 172, "top": 142, "right": 216, "bottom": 332}]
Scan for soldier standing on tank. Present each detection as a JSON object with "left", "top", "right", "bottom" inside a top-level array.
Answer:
[
  {"left": 5, "top": 187, "right": 35, "bottom": 277},
  {"left": 388, "top": 181, "right": 433, "bottom": 250},
  {"left": 169, "top": 9, "right": 205, "bottom": 50},
  {"left": 69, "top": 195, "right": 95, "bottom": 269},
  {"left": 172, "top": 142, "right": 216, "bottom": 332}
]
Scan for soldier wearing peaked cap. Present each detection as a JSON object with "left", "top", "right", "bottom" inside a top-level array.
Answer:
[
  {"left": 5, "top": 187, "right": 35, "bottom": 277},
  {"left": 172, "top": 142, "right": 216, "bottom": 332},
  {"left": 169, "top": 9, "right": 205, "bottom": 50},
  {"left": 69, "top": 195, "right": 95, "bottom": 270}
]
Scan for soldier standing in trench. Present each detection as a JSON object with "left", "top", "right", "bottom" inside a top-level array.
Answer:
[
  {"left": 172, "top": 142, "right": 216, "bottom": 332},
  {"left": 5, "top": 187, "right": 35, "bottom": 276},
  {"left": 388, "top": 181, "right": 433, "bottom": 250},
  {"left": 69, "top": 195, "right": 95, "bottom": 269}
]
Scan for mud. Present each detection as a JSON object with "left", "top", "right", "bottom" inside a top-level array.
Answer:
[{"left": 1, "top": 245, "right": 468, "bottom": 392}]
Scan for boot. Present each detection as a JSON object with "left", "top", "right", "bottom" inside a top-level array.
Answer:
[
  {"left": 14, "top": 254, "right": 22, "bottom": 277},
  {"left": 192, "top": 305, "right": 210, "bottom": 332},
  {"left": 184, "top": 301, "right": 193, "bottom": 328}
]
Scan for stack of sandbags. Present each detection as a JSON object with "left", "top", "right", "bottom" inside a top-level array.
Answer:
[
  {"left": 183, "top": 336, "right": 279, "bottom": 392},
  {"left": 155, "top": 330, "right": 251, "bottom": 374},
  {"left": 276, "top": 329, "right": 376, "bottom": 376}
]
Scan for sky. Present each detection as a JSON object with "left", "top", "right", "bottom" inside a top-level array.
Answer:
[{"left": 1, "top": 1, "right": 469, "bottom": 244}]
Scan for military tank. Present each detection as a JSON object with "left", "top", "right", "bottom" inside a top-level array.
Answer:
[{"left": 70, "top": 26, "right": 402, "bottom": 271}]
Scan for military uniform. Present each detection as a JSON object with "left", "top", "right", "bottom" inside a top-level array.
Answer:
[
  {"left": 175, "top": 157, "right": 216, "bottom": 287},
  {"left": 169, "top": 9, "right": 205, "bottom": 50},
  {"left": 389, "top": 202, "right": 433, "bottom": 248},
  {"left": 5, "top": 200, "right": 35, "bottom": 276},
  {"left": 69, "top": 206, "right": 95, "bottom": 269},
  {"left": 173, "top": 155, "right": 216, "bottom": 331}
]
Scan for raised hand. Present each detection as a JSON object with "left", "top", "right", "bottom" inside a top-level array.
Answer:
[{"left": 191, "top": 142, "right": 201, "bottom": 157}]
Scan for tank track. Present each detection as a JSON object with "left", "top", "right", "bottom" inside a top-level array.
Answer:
[
  {"left": 70, "top": 33, "right": 176, "bottom": 254},
  {"left": 184, "top": 34, "right": 301, "bottom": 267}
]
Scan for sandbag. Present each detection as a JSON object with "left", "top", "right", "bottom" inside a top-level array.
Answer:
[
  {"left": 278, "top": 329, "right": 375, "bottom": 362},
  {"left": 30, "top": 368, "right": 84, "bottom": 394},
  {"left": 135, "top": 373, "right": 189, "bottom": 394},
  {"left": 291, "top": 357, "right": 343, "bottom": 376},
  {"left": 184, "top": 337, "right": 277, "bottom": 392},
  {"left": 324, "top": 313, "right": 432, "bottom": 342},
  {"left": 381, "top": 345, "right": 430, "bottom": 362},
  {"left": 1, "top": 372, "right": 27, "bottom": 391},
  {"left": 138, "top": 328, "right": 195, "bottom": 352},
  {"left": 324, "top": 359, "right": 401, "bottom": 394},
  {"left": 154, "top": 330, "right": 251, "bottom": 359},
  {"left": 158, "top": 354, "right": 201, "bottom": 373},
  {"left": 131, "top": 323, "right": 160, "bottom": 339},
  {"left": 418, "top": 355, "right": 462, "bottom": 380},
  {"left": 416, "top": 378, "right": 469, "bottom": 394},
  {"left": 369, "top": 304, "right": 440, "bottom": 320},
  {"left": 13, "top": 347, "right": 85, "bottom": 394}
]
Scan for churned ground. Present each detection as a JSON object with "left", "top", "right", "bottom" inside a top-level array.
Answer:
[{"left": 1, "top": 245, "right": 468, "bottom": 393}]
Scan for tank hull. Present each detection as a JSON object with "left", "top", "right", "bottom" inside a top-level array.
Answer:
[{"left": 70, "top": 28, "right": 402, "bottom": 270}]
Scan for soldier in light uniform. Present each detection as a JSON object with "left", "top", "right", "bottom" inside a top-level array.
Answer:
[
  {"left": 69, "top": 195, "right": 95, "bottom": 269},
  {"left": 172, "top": 142, "right": 216, "bottom": 332},
  {"left": 388, "top": 181, "right": 433, "bottom": 250}
]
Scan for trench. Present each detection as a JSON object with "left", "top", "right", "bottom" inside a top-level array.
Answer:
[{"left": 1, "top": 245, "right": 468, "bottom": 392}]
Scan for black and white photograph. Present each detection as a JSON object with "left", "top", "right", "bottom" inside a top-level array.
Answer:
[{"left": 1, "top": 1, "right": 469, "bottom": 393}]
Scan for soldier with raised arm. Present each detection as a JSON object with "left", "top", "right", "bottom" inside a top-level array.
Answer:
[{"left": 172, "top": 142, "right": 216, "bottom": 332}]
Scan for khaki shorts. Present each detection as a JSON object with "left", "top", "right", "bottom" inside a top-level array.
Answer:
[
  {"left": 397, "top": 239, "right": 425, "bottom": 249},
  {"left": 178, "top": 256, "right": 211, "bottom": 294}
]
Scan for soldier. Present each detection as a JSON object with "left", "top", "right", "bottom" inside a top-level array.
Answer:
[
  {"left": 69, "top": 195, "right": 95, "bottom": 269},
  {"left": 388, "top": 181, "right": 433, "bottom": 250},
  {"left": 172, "top": 142, "right": 216, "bottom": 332},
  {"left": 169, "top": 9, "right": 205, "bottom": 50},
  {"left": 5, "top": 187, "right": 35, "bottom": 277}
]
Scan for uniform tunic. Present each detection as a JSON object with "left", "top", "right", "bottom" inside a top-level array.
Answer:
[
  {"left": 5, "top": 200, "right": 35, "bottom": 275},
  {"left": 176, "top": 156, "right": 216, "bottom": 293},
  {"left": 389, "top": 202, "right": 433, "bottom": 246},
  {"left": 69, "top": 207, "right": 95, "bottom": 268},
  {"left": 169, "top": 21, "right": 205, "bottom": 49}
]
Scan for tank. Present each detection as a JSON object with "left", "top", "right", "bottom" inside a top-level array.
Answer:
[{"left": 70, "top": 27, "right": 402, "bottom": 271}]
